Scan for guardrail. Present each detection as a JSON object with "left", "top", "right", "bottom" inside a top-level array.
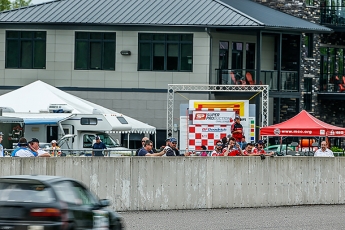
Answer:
[{"left": 3, "top": 149, "right": 137, "bottom": 157}]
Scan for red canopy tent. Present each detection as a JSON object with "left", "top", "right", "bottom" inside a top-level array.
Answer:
[{"left": 260, "top": 110, "right": 345, "bottom": 137}]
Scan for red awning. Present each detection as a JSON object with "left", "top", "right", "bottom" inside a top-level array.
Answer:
[{"left": 260, "top": 110, "right": 345, "bottom": 137}]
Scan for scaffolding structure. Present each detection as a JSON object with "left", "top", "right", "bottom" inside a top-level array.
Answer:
[{"left": 167, "top": 84, "right": 269, "bottom": 138}]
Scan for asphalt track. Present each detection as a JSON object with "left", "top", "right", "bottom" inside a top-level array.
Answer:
[{"left": 120, "top": 205, "right": 345, "bottom": 230}]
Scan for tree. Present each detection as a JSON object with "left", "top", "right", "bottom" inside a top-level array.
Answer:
[
  {"left": 0, "top": 0, "right": 11, "bottom": 11},
  {"left": 11, "top": 0, "right": 31, "bottom": 9},
  {"left": 0, "top": 0, "right": 31, "bottom": 11}
]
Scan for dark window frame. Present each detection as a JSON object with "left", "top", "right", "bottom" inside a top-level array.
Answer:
[
  {"left": 80, "top": 118, "right": 98, "bottom": 125},
  {"left": 74, "top": 32, "right": 116, "bottom": 71},
  {"left": 306, "top": 0, "right": 314, "bottom": 6},
  {"left": 304, "top": 34, "right": 313, "bottom": 58},
  {"left": 138, "top": 33, "right": 193, "bottom": 72},
  {"left": 117, "top": 117, "right": 128, "bottom": 124},
  {"left": 5, "top": 31, "right": 46, "bottom": 69}
]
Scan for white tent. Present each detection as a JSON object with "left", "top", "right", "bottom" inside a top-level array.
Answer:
[{"left": 0, "top": 80, "right": 156, "bottom": 134}]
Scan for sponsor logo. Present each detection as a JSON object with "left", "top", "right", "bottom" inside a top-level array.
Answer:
[
  {"left": 202, "top": 127, "right": 227, "bottom": 132},
  {"left": 194, "top": 113, "right": 207, "bottom": 120},
  {"left": 320, "top": 130, "right": 325, "bottom": 135},
  {"left": 274, "top": 128, "right": 280, "bottom": 135}
]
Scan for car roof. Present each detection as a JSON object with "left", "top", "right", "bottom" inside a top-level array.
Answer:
[{"left": 0, "top": 175, "right": 75, "bottom": 183}]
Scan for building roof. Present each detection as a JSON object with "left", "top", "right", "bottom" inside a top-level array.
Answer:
[
  {"left": 222, "top": 0, "right": 330, "bottom": 32},
  {"left": 0, "top": 0, "right": 331, "bottom": 32},
  {"left": 0, "top": 81, "right": 156, "bottom": 134}
]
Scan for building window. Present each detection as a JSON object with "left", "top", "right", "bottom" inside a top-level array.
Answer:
[
  {"left": 138, "top": 33, "right": 193, "bottom": 71},
  {"left": 75, "top": 32, "right": 116, "bottom": 70},
  {"left": 304, "top": 34, "right": 313, "bottom": 58},
  {"left": 232, "top": 42, "right": 243, "bottom": 69},
  {"left": 306, "top": 0, "right": 314, "bottom": 6},
  {"left": 6, "top": 31, "right": 46, "bottom": 69}
]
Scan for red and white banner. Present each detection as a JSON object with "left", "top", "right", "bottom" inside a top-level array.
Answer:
[
  {"left": 192, "top": 111, "right": 235, "bottom": 125},
  {"left": 188, "top": 125, "right": 229, "bottom": 151}
]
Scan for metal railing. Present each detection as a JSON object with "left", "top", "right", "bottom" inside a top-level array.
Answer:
[
  {"left": 320, "top": 6, "right": 345, "bottom": 25},
  {"left": 216, "top": 69, "right": 298, "bottom": 91},
  {"left": 319, "top": 74, "right": 345, "bottom": 92},
  {"left": 4, "top": 149, "right": 136, "bottom": 157}
]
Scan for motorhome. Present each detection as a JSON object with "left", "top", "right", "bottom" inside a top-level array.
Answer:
[{"left": 0, "top": 108, "right": 132, "bottom": 154}]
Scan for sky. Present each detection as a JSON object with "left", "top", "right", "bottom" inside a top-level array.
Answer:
[{"left": 31, "top": 0, "right": 54, "bottom": 5}]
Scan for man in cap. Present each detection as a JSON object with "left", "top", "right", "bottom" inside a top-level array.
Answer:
[
  {"left": 249, "top": 140, "right": 274, "bottom": 156},
  {"left": 159, "top": 138, "right": 171, "bottom": 151},
  {"left": 92, "top": 136, "right": 107, "bottom": 157},
  {"left": 28, "top": 138, "right": 51, "bottom": 157},
  {"left": 0, "top": 132, "right": 3, "bottom": 157},
  {"left": 231, "top": 115, "right": 244, "bottom": 148},
  {"left": 11, "top": 137, "right": 36, "bottom": 157},
  {"left": 165, "top": 137, "right": 180, "bottom": 156}
]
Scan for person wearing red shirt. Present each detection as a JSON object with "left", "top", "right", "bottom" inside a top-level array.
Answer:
[
  {"left": 242, "top": 143, "right": 255, "bottom": 155},
  {"left": 231, "top": 115, "right": 244, "bottom": 145},
  {"left": 225, "top": 137, "right": 243, "bottom": 156},
  {"left": 212, "top": 140, "right": 227, "bottom": 156},
  {"left": 248, "top": 140, "right": 274, "bottom": 156}
]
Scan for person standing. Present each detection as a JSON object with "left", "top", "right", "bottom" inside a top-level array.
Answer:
[
  {"left": 225, "top": 137, "right": 243, "bottom": 156},
  {"left": 211, "top": 140, "right": 227, "bottom": 156},
  {"left": 0, "top": 132, "right": 3, "bottom": 157},
  {"left": 240, "top": 136, "right": 247, "bottom": 150},
  {"left": 11, "top": 138, "right": 36, "bottom": 157},
  {"left": 242, "top": 143, "right": 254, "bottom": 155},
  {"left": 249, "top": 140, "right": 273, "bottom": 156},
  {"left": 50, "top": 140, "right": 61, "bottom": 156},
  {"left": 92, "top": 136, "right": 107, "bottom": 157},
  {"left": 314, "top": 141, "right": 334, "bottom": 157},
  {"left": 138, "top": 140, "right": 166, "bottom": 156},
  {"left": 28, "top": 138, "right": 51, "bottom": 157},
  {"left": 136, "top": 137, "right": 149, "bottom": 156},
  {"left": 231, "top": 115, "right": 244, "bottom": 148},
  {"left": 165, "top": 137, "right": 180, "bottom": 156}
]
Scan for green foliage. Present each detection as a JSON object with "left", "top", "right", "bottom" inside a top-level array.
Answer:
[
  {"left": 331, "top": 146, "right": 343, "bottom": 152},
  {"left": 12, "top": 0, "right": 31, "bottom": 9},
  {"left": 0, "top": 0, "right": 11, "bottom": 11},
  {"left": 0, "top": 0, "right": 31, "bottom": 11}
]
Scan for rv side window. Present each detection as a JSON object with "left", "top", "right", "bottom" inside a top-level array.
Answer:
[
  {"left": 80, "top": 118, "right": 97, "bottom": 125},
  {"left": 117, "top": 117, "right": 128, "bottom": 124}
]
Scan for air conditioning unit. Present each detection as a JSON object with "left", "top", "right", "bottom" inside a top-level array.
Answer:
[{"left": 48, "top": 104, "right": 73, "bottom": 113}]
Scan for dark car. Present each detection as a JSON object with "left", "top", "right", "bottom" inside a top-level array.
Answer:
[{"left": 0, "top": 175, "right": 123, "bottom": 229}]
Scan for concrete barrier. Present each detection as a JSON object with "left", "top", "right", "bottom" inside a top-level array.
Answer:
[{"left": 0, "top": 157, "right": 343, "bottom": 211}]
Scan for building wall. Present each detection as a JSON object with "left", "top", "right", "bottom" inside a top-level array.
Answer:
[
  {"left": 0, "top": 29, "right": 211, "bottom": 144},
  {"left": 253, "top": 0, "right": 345, "bottom": 128},
  {"left": 0, "top": 30, "right": 210, "bottom": 88}
]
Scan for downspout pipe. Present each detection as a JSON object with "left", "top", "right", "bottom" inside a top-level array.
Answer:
[{"left": 206, "top": 27, "right": 213, "bottom": 99}]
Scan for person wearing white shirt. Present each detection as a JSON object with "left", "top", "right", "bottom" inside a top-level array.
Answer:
[
  {"left": 28, "top": 138, "right": 51, "bottom": 157},
  {"left": 0, "top": 132, "right": 3, "bottom": 157},
  {"left": 314, "top": 141, "right": 334, "bottom": 157}
]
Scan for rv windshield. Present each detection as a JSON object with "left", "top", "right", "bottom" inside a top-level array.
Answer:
[{"left": 96, "top": 134, "right": 121, "bottom": 148}]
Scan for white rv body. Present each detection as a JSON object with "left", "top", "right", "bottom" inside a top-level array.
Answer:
[{"left": 0, "top": 112, "right": 132, "bottom": 153}]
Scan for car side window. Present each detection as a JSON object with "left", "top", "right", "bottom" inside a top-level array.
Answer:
[
  {"left": 52, "top": 181, "right": 80, "bottom": 204},
  {"left": 71, "top": 182, "right": 98, "bottom": 206}
]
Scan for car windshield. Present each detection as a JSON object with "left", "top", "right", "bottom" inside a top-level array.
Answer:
[
  {"left": 0, "top": 180, "right": 55, "bottom": 203},
  {"left": 96, "top": 134, "right": 120, "bottom": 148}
]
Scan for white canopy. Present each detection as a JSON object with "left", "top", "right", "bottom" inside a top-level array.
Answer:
[{"left": 0, "top": 80, "right": 156, "bottom": 134}]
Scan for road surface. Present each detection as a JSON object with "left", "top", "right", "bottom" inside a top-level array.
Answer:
[{"left": 120, "top": 205, "right": 345, "bottom": 229}]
